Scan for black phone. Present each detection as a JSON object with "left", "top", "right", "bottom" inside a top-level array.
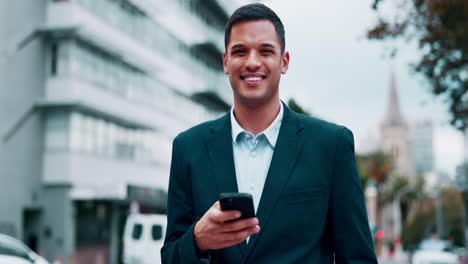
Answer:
[{"left": 219, "top": 192, "right": 255, "bottom": 219}]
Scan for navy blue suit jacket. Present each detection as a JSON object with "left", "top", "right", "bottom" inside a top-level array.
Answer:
[{"left": 161, "top": 104, "right": 377, "bottom": 263}]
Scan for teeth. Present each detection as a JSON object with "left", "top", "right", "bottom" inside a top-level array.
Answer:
[{"left": 244, "top": 77, "right": 262, "bottom": 81}]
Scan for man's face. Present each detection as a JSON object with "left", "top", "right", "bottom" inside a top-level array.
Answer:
[{"left": 223, "top": 20, "right": 289, "bottom": 108}]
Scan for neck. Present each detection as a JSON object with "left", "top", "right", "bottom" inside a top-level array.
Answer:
[{"left": 233, "top": 100, "right": 281, "bottom": 136}]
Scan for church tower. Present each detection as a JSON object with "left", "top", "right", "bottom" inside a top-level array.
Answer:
[
  {"left": 379, "top": 67, "right": 415, "bottom": 243},
  {"left": 380, "top": 68, "right": 415, "bottom": 179}
]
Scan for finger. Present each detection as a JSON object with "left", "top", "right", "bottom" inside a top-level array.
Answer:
[
  {"left": 219, "top": 217, "right": 259, "bottom": 233},
  {"left": 221, "top": 225, "right": 260, "bottom": 243},
  {"left": 210, "top": 208, "right": 241, "bottom": 223},
  {"left": 215, "top": 225, "right": 261, "bottom": 248}
]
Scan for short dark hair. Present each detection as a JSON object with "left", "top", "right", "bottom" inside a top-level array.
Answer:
[{"left": 224, "top": 3, "right": 285, "bottom": 54}]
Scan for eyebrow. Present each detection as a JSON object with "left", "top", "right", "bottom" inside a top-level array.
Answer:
[
  {"left": 230, "top": 44, "right": 246, "bottom": 50},
  {"left": 230, "top": 43, "right": 277, "bottom": 50},
  {"left": 260, "top": 43, "right": 276, "bottom": 49}
]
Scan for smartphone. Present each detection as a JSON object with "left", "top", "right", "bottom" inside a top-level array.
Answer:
[{"left": 219, "top": 192, "right": 255, "bottom": 219}]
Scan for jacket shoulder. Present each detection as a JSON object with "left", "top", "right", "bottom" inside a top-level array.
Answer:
[
  {"left": 292, "top": 111, "right": 348, "bottom": 135},
  {"left": 174, "top": 114, "right": 227, "bottom": 144}
]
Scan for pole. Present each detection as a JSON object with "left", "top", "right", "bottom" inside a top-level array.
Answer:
[{"left": 436, "top": 188, "right": 443, "bottom": 237}]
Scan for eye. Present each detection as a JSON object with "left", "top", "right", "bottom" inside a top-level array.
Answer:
[
  {"left": 260, "top": 49, "right": 274, "bottom": 54},
  {"left": 232, "top": 50, "right": 246, "bottom": 55}
]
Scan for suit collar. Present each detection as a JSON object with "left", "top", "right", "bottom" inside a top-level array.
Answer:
[{"left": 229, "top": 102, "right": 284, "bottom": 148}]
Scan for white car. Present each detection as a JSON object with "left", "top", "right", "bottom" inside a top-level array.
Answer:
[
  {"left": 412, "top": 239, "right": 459, "bottom": 264},
  {"left": 412, "top": 249, "right": 459, "bottom": 264},
  {"left": 0, "top": 234, "right": 49, "bottom": 264},
  {"left": 123, "top": 214, "right": 167, "bottom": 264}
]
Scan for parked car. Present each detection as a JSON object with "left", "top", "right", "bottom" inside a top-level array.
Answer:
[
  {"left": 0, "top": 234, "right": 49, "bottom": 264},
  {"left": 123, "top": 214, "right": 166, "bottom": 264},
  {"left": 412, "top": 250, "right": 459, "bottom": 264},
  {"left": 411, "top": 239, "right": 459, "bottom": 264}
]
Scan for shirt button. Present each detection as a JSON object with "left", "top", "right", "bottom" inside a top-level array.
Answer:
[{"left": 251, "top": 151, "right": 256, "bottom": 157}]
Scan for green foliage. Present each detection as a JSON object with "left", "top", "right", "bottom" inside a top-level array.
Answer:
[
  {"left": 356, "top": 155, "right": 371, "bottom": 190},
  {"left": 378, "top": 175, "right": 410, "bottom": 206},
  {"left": 401, "top": 198, "right": 435, "bottom": 250},
  {"left": 356, "top": 151, "right": 392, "bottom": 195},
  {"left": 287, "top": 98, "right": 310, "bottom": 116},
  {"left": 440, "top": 187, "right": 464, "bottom": 246},
  {"left": 357, "top": 151, "right": 392, "bottom": 185},
  {"left": 368, "top": 0, "right": 468, "bottom": 130},
  {"left": 401, "top": 187, "right": 465, "bottom": 249}
]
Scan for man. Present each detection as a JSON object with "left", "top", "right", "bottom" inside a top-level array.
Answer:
[{"left": 162, "top": 3, "right": 377, "bottom": 264}]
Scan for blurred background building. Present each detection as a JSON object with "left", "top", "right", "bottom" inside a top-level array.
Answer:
[
  {"left": 410, "top": 118, "right": 434, "bottom": 178},
  {"left": 379, "top": 69, "right": 415, "bottom": 242},
  {"left": 0, "top": 0, "right": 236, "bottom": 263},
  {"left": 380, "top": 69, "right": 415, "bottom": 180}
]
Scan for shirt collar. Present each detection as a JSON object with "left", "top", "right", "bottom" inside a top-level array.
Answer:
[{"left": 230, "top": 102, "right": 283, "bottom": 148}]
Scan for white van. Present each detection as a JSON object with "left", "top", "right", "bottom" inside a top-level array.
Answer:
[{"left": 123, "top": 214, "right": 167, "bottom": 264}]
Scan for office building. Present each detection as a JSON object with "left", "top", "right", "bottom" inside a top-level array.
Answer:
[{"left": 0, "top": 0, "right": 236, "bottom": 262}]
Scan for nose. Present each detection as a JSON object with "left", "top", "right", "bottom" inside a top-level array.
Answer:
[{"left": 245, "top": 51, "right": 261, "bottom": 71}]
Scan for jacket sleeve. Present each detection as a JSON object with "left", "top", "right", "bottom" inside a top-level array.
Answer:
[
  {"left": 329, "top": 127, "right": 378, "bottom": 263},
  {"left": 161, "top": 136, "right": 207, "bottom": 264}
]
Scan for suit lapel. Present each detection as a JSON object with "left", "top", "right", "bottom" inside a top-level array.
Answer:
[
  {"left": 243, "top": 105, "right": 305, "bottom": 257},
  {"left": 206, "top": 113, "right": 239, "bottom": 194},
  {"left": 206, "top": 114, "right": 247, "bottom": 256}
]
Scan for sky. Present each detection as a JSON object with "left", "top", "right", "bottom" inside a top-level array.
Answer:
[{"left": 249, "top": 0, "right": 465, "bottom": 176}]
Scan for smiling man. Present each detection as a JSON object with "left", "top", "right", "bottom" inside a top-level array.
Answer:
[{"left": 161, "top": 3, "right": 377, "bottom": 264}]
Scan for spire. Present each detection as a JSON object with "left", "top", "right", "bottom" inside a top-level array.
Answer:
[{"left": 383, "top": 66, "right": 405, "bottom": 127}]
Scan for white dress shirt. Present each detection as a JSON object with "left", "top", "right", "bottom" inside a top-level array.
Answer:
[{"left": 230, "top": 103, "right": 284, "bottom": 213}]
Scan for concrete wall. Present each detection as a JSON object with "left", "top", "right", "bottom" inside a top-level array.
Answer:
[
  {"left": 0, "top": 0, "right": 47, "bottom": 240},
  {"left": 41, "top": 184, "right": 75, "bottom": 263}
]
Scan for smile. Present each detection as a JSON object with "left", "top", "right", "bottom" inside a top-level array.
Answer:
[{"left": 243, "top": 77, "right": 263, "bottom": 81}]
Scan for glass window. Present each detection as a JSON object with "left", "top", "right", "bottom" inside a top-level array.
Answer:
[
  {"left": 45, "top": 111, "right": 69, "bottom": 150},
  {"left": 95, "top": 119, "right": 105, "bottom": 155},
  {"left": 151, "top": 225, "right": 163, "bottom": 241},
  {"left": 90, "top": 116, "right": 99, "bottom": 154},
  {"left": 131, "top": 223, "right": 143, "bottom": 240},
  {"left": 89, "top": 53, "right": 99, "bottom": 85},
  {"left": 100, "top": 120, "right": 110, "bottom": 156},
  {"left": 109, "top": 61, "right": 118, "bottom": 93},
  {"left": 69, "top": 44, "right": 81, "bottom": 76},
  {"left": 70, "top": 112, "right": 83, "bottom": 151},
  {"left": 108, "top": 122, "right": 116, "bottom": 158},
  {"left": 57, "top": 41, "right": 71, "bottom": 76},
  {"left": 80, "top": 46, "right": 91, "bottom": 82},
  {"left": 82, "top": 115, "right": 94, "bottom": 153},
  {"left": 50, "top": 43, "right": 58, "bottom": 76}
]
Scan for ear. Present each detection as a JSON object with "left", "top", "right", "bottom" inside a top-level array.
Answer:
[
  {"left": 222, "top": 52, "right": 228, "bottom": 74},
  {"left": 281, "top": 51, "right": 290, "bottom": 74}
]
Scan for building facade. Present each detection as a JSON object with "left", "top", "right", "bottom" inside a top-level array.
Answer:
[
  {"left": 0, "top": 0, "right": 237, "bottom": 263},
  {"left": 410, "top": 118, "right": 434, "bottom": 177}
]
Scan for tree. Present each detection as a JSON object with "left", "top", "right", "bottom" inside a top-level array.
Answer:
[
  {"left": 364, "top": 151, "right": 392, "bottom": 185},
  {"left": 288, "top": 98, "right": 311, "bottom": 116},
  {"left": 367, "top": 0, "right": 468, "bottom": 130},
  {"left": 402, "top": 186, "right": 465, "bottom": 248},
  {"left": 356, "top": 155, "right": 371, "bottom": 190}
]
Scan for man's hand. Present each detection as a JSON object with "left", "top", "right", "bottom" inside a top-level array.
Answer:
[{"left": 194, "top": 201, "right": 260, "bottom": 252}]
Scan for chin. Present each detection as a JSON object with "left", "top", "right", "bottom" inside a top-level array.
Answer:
[{"left": 237, "top": 95, "right": 271, "bottom": 108}]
